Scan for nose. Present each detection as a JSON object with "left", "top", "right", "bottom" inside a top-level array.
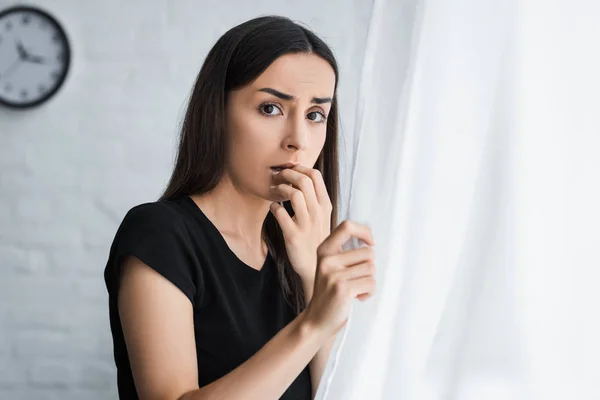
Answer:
[{"left": 282, "top": 113, "right": 309, "bottom": 151}]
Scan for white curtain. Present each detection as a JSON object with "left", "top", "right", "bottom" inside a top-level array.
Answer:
[{"left": 315, "top": 0, "right": 600, "bottom": 399}]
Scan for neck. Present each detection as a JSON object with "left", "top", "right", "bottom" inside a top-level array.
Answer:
[{"left": 189, "top": 173, "right": 271, "bottom": 252}]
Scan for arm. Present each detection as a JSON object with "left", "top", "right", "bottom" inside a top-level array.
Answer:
[
  {"left": 118, "top": 256, "right": 329, "bottom": 400},
  {"left": 302, "top": 279, "right": 336, "bottom": 399}
]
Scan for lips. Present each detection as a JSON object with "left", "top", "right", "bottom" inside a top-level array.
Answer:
[{"left": 270, "top": 162, "right": 298, "bottom": 171}]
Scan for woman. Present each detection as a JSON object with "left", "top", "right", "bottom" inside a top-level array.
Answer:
[{"left": 104, "top": 15, "right": 376, "bottom": 400}]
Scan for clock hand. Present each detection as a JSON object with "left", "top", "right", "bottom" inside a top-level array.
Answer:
[
  {"left": 1, "top": 58, "right": 23, "bottom": 80},
  {"left": 25, "top": 54, "right": 47, "bottom": 65},
  {"left": 15, "top": 40, "right": 49, "bottom": 65},
  {"left": 16, "top": 41, "right": 28, "bottom": 60}
]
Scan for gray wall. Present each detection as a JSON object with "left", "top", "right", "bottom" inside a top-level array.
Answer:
[{"left": 0, "top": 0, "right": 372, "bottom": 398}]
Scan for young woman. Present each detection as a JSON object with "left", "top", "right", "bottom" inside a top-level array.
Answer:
[{"left": 104, "top": 15, "right": 376, "bottom": 400}]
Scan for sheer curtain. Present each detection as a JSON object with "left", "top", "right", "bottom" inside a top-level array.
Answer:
[{"left": 315, "top": 0, "right": 600, "bottom": 399}]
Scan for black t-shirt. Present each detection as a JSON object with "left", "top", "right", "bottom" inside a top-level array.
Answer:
[{"left": 103, "top": 196, "right": 312, "bottom": 399}]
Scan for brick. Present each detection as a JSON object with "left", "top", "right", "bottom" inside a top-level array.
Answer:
[
  {"left": 0, "top": 138, "right": 26, "bottom": 171},
  {"left": 8, "top": 304, "right": 110, "bottom": 334},
  {"left": 0, "top": 360, "right": 27, "bottom": 388},
  {"left": 0, "top": 339, "right": 8, "bottom": 358},
  {"left": 0, "top": 307, "right": 9, "bottom": 357},
  {"left": 0, "top": 245, "right": 49, "bottom": 274},
  {"left": 12, "top": 196, "right": 63, "bottom": 225},
  {"left": 12, "top": 331, "right": 70, "bottom": 359},
  {"left": 132, "top": 21, "right": 171, "bottom": 58},
  {"left": 6, "top": 304, "right": 76, "bottom": 331},
  {"left": 0, "top": 276, "right": 77, "bottom": 304},
  {"left": 0, "top": 200, "right": 11, "bottom": 225},
  {"left": 0, "top": 389, "right": 63, "bottom": 400},
  {"left": 0, "top": 222, "right": 83, "bottom": 248},
  {"left": 74, "top": 276, "right": 110, "bottom": 304},
  {"left": 55, "top": 388, "right": 118, "bottom": 400},
  {"left": 76, "top": 362, "right": 115, "bottom": 389},
  {"left": 7, "top": 301, "right": 113, "bottom": 333},
  {"left": 12, "top": 330, "right": 110, "bottom": 359},
  {"left": 0, "top": 162, "right": 80, "bottom": 196},
  {"left": 27, "top": 361, "right": 73, "bottom": 388},
  {"left": 48, "top": 245, "right": 108, "bottom": 276}
]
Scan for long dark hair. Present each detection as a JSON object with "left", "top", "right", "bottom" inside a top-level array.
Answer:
[{"left": 159, "top": 15, "right": 340, "bottom": 315}]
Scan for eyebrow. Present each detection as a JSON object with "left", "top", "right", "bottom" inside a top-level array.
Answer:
[{"left": 257, "top": 87, "right": 332, "bottom": 105}]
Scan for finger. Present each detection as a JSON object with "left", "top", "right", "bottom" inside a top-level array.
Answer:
[
  {"left": 288, "top": 187, "right": 310, "bottom": 227},
  {"left": 331, "top": 260, "right": 375, "bottom": 282},
  {"left": 273, "top": 167, "right": 319, "bottom": 217},
  {"left": 347, "top": 276, "right": 377, "bottom": 300},
  {"left": 356, "top": 292, "right": 372, "bottom": 301},
  {"left": 270, "top": 184, "right": 309, "bottom": 226},
  {"left": 332, "top": 245, "right": 375, "bottom": 267},
  {"left": 318, "top": 220, "right": 375, "bottom": 256},
  {"left": 289, "top": 165, "right": 330, "bottom": 212},
  {"left": 269, "top": 202, "right": 297, "bottom": 236}
]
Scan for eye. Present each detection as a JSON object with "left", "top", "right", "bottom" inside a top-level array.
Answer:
[
  {"left": 308, "top": 111, "right": 327, "bottom": 124},
  {"left": 259, "top": 103, "right": 282, "bottom": 117}
]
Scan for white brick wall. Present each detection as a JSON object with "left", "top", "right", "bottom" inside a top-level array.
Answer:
[{"left": 0, "top": 0, "right": 371, "bottom": 398}]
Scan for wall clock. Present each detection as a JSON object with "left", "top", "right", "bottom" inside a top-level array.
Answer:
[{"left": 0, "top": 5, "right": 71, "bottom": 109}]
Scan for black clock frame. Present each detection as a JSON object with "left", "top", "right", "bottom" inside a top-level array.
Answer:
[{"left": 0, "top": 5, "right": 71, "bottom": 109}]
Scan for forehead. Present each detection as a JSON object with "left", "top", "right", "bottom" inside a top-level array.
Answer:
[{"left": 249, "top": 53, "right": 336, "bottom": 98}]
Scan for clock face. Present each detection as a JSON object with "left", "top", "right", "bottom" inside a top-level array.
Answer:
[{"left": 0, "top": 6, "right": 71, "bottom": 109}]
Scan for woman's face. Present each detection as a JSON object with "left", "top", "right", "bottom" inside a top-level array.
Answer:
[{"left": 224, "top": 52, "right": 336, "bottom": 202}]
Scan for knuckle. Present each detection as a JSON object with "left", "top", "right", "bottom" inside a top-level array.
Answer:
[
  {"left": 323, "top": 271, "right": 336, "bottom": 286},
  {"left": 325, "top": 255, "right": 338, "bottom": 269},
  {"left": 299, "top": 175, "right": 311, "bottom": 186},
  {"left": 340, "top": 220, "right": 353, "bottom": 231},
  {"left": 317, "top": 246, "right": 327, "bottom": 259},
  {"left": 317, "top": 242, "right": 333, "bottom": 258},
  {"left": 290, "top": 189, "right": 303, "bottom": 202},
  {"left": 288, "top": 233, "right": 301, "bottom": 245},
  {"left": 310, "top": 169, "right": 322, "bottom": 180},
  {"left": 318, "top": 254, "right": 333, "bottom": 269},
  {"left": 271, "top": 205, "right": 283, "bottom": 215},
  {"left": 332, "top": 280, "right": 346, "bottom": 296},
  {"left": 367, "top": 263, "right": 376, "bottom": 274},
  {"left": 370, "top": 276, "right": 377, "bottom": 286}
]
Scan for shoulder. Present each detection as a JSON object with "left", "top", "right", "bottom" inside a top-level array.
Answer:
[
  {"left": 111, "top": 199, "right": 196, "bottom": 260},
  {"left": 123, "top": 200, "right": 184, "bottom": 227},
  {"left": 106, "top": 199, "right": 202, "bottom": 302},
  {"left": 118, "top": 199, "right": 190, "bottom": 237}
]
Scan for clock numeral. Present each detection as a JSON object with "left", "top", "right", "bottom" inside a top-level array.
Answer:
[
  {"left": 5, "top": 22, "right": 12, "bottom": 31},
  {"left": 52, "top": 34, "right": 61, "bottom": 43},
  {"left": 38, "top": 85, "right": 47, "bottom": 94},
  {"left": 51, "top": 70, "right": 61, "bottom": 81},
  {"left": 20, "top": 89, "right": 28, "bottom": 99},
  {"left": 22, "top": 15, "right": 31, "bottom": 25}
]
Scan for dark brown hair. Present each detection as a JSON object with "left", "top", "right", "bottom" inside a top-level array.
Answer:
[{"left": 159, "top": 15, "right": 340, "bottom": 315}]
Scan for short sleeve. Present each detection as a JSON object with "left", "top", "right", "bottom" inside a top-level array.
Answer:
[{"left": 104, "top": 202, "right": 202, "bottom": 304}]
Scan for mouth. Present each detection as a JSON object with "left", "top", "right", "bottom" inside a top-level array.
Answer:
[{"left": 270, "top": 162, "right": 298, "bottom": 172}]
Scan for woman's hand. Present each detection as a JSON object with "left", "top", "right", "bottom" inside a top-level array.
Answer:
[
  {"left": 305, "top": 220, "right": 377, "bottom": 335},
  {"left": 269, "top": 165, "right": 333, "bottom": 284}
]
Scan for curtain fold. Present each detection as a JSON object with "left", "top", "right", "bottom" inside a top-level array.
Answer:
[{"left": 316, "top": 0, "right": 599, "bottom": 398}]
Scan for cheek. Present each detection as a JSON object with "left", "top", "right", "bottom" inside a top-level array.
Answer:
[
  {"left": 228, "top": 115, "right": 272, "bottom": 165},
  {"left": 310, "top": 129, "right": 328, "bottom": 161}
]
